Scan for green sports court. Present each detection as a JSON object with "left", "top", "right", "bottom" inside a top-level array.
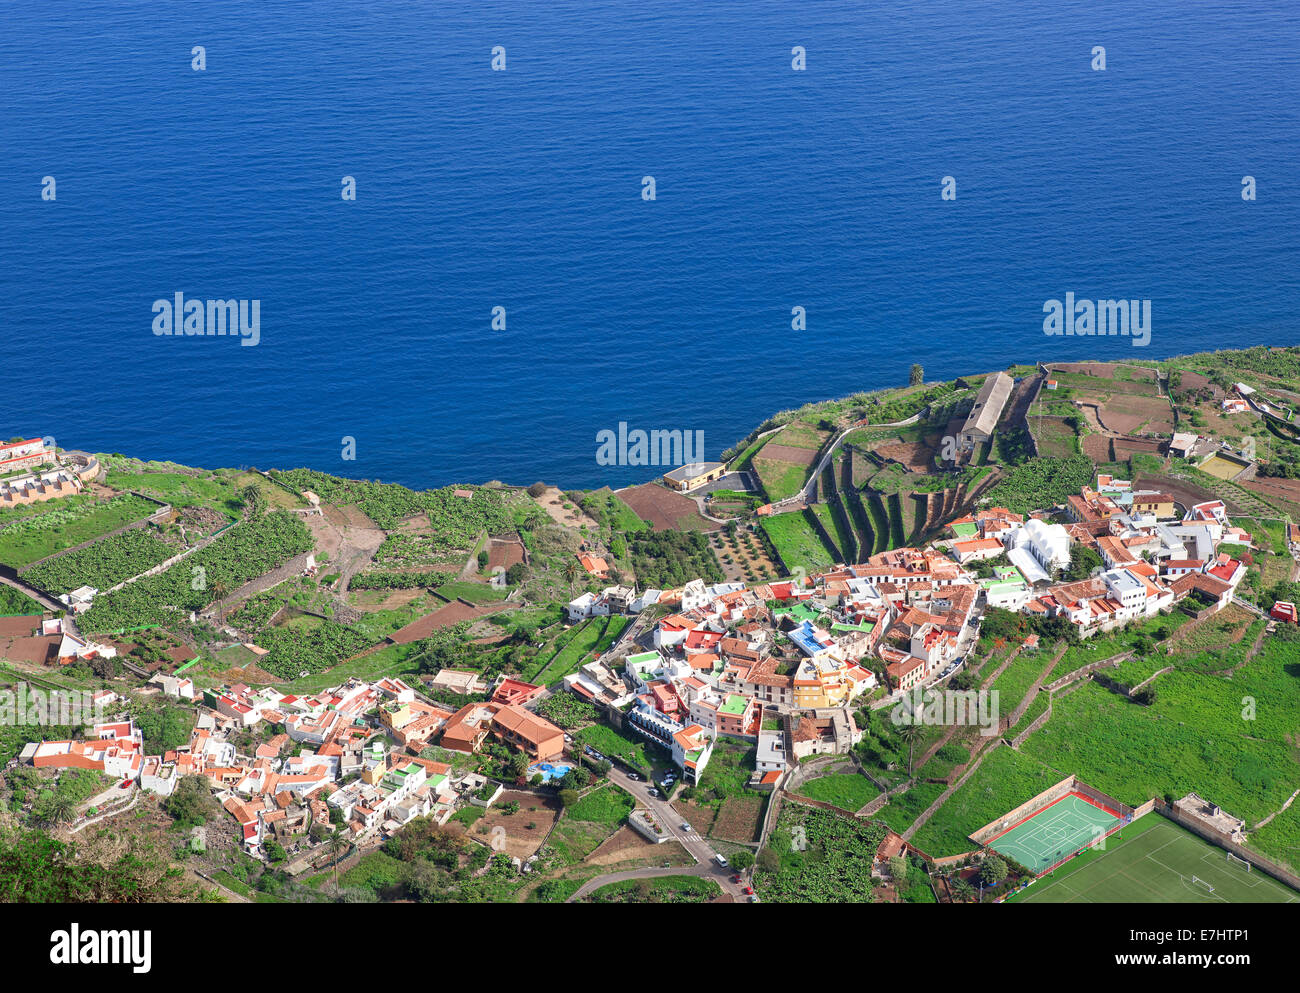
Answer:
[
  {"left": 987, "top": 792, "right": 1122, "bottom": 875},
  {"left": 1008, "top": 815, "right": 1300, "bottom": 903}
]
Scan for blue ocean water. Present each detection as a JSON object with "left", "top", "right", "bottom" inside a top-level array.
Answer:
[{"left": 2, "top": 1, "right": 1297, "bottom": 491}]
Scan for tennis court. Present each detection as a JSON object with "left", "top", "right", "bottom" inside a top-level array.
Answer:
[
  {"left": 987, "top": 792, "right": 1121, "bottom": 874},
  {"left": 1010, "top": 816, "right": 1300, "bottom": 903}
]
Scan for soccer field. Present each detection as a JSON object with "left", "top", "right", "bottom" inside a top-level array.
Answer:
[
  {"left": 1009, "top": 816, "right": 1300, "bottom": 903},
  {"left": 988, "top": 793, "right": 1121, "bottom": 875}
]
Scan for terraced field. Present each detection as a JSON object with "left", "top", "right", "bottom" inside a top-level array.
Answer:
[
  {"left": 818, "top": 463, "right": 858, "bottom": 563},
  {"left": 760, "top": 510, "right": 838, "bottom": 574}
]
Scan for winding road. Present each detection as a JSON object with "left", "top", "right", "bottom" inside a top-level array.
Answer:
[{"left": 567, "top": 764, "right": 750, "bottom": 902}]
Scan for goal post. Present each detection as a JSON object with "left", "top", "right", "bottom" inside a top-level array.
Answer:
[
  {"left": 1226, "top": 852, "right": 1251, "bottom": 872},
  {"left": 1191, "top": 875, "right": 1215, "bottom": 892}
]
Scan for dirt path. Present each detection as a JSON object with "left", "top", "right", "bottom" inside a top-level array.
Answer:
[
  {"left": 204, "top": 552, "right": 312, "bottom": 622},
  {"left": 1249, "top": 786, "right": 1300, "bottom": 833},
  {"left": 307, "top": 511, "right": 385, "bottom": 593}
]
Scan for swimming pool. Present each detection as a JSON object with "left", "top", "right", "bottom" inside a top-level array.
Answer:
[{"left": 526, "top": 762, "right": 572, "bottom": 783}]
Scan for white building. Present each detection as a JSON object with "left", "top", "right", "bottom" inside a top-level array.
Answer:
[
  {"left": 1102, "top": 569, "right": 1147, "bottom": 623},
  {"left": 1007, "top": 518, "right": 1071, "bottom": 575}
]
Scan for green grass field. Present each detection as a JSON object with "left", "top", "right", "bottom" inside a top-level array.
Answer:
[
  {"left": 795, "top": 772, "right": 881, "bottom": 812},
  {"left": 1010, "top": 816, "right": 1300, "bottom": 904},
  {"left": 760, "top": 510, "right": 836, "bottom": 573}
]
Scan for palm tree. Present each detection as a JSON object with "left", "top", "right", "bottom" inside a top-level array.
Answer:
[
  {"left": 47, "top": 793, "right": 78, "bottom": 827},
  {"left": 326, "top": 828, "right": 346, "bottom": 893},
  {"left": 210, "top": 580, "right": 229, "bottom": 626},
  {"left": 899, "top": 724, "right": 925, "bottom": 777}
]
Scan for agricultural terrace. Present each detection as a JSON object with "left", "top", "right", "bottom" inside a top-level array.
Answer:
[
  {"left": 253, "top": 615, "right": 375, "bottom": 679},
  {"left": 272, "top": 468, "right": 514, "bottom": 537},
  {"left": 795, "top": 771, "right": 881, "bottom": 813},
  {"left": 0, "top": 493, "right": 162, "bottom": 568},
  {"left": 624, "top": 530, "right": 723, "bottom": 588},
  {"left": 577, "top": 488, "right": 650, "bottom": 534},
  {"left": 1044, "top": 611, "right": 1190, "bottom": 683},
  {"left": 910, "top": 747, "right": 1065, "bottom": 858},
  {"left": 102, "top": 467, "right": 245, "bottom": 515},
  {"left": 760, "top": 510, "right": 837, "bottom": 574},
  {"left": 710, "top": 526, "right": 780, "bottom": 585},
  {"left": 755, "top": 801, "right": 887, "bottom": 903},
  {"left": 752, "top": 421, "right": 826, "bottom": 502},
  {"left": 22, "top": 527, "right": 178, "bottom": 595},
  {"left": 226, "top": 582, "right": 295, "bottom": 634},
  {"left": 873, "top": 782, "right": 948, "bottom": 837},
  {"left": 524, "top": 615, "right": 629, "bottom": 687},
  {"left": 982, "top": 454, "right": 1095, "bottom": 517},
  {"left": 1020, "top": 637, "right": 1300, "bottom": 872},
  {"left": 79, "top": 510, "right": 313, "bottom": 633},
  {"left": 0, "top": 585, "right": 43, "bottom": 615}
]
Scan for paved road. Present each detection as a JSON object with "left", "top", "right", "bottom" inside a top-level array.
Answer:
[
  {"left": 567, "top": 861, "right": 722, "bottom": 902},
  {"left": 597, "top": 764, "right": 750, "bottom": 902},
  {"left": 770, "top": 412, "right": 922, "bottom": 513}
]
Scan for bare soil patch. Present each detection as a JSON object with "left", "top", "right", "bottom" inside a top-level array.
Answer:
[
  {"left": 0, "top": 636, "right": 55, "bottom": 664},
  {"left": 1082, "top": 434, "right": 1112, "bottom": 461},
  {"left": 350, "top": 587, "right": 429, "bottom": 612},
  {"left": 710, "top": 795, "right": 765, "bottom": 843},
  {"left": 1099, "top": 395, "right": 1174, "bottom": 435},
  {"left": 672, "top": 798, "right": 718, "bottom": 836},
  {"left": 487, "top": 538, "right": 525, "bottom": 571},
  {"left": 211, "top": 662, "right": 280, "bottom": 684},
  {"left": 474, "top": 791, "right": 562, "bottom": 858},
  {"left": 617, "top": 484, "right": 713, "bottom": 531},
  {"left": 586, "top": 827, "right": 691, "bottom": 868},
  {"left": 759, "top": 444, "right": 819, "bottom": 467},
  {"left": 1112, "top": 437, "right": 1167, "bottom": 460},
  {"left": 533, "top": 487, "right": 600, "bottom": 531},
  {"left": 1244, "top": 476, "right": 1300, "bottom": 502},
  {"left": 304, "top": 512, "right": 386, "bottom": 592},
  {"left": 874, "top": 442, "right": 935, "bottom": 473},
  {"left": 0, "top": 616, "right": 42, "bottom": 638},
  {"left": 388, "top": 599, "right": 516, "bottom": 644}
]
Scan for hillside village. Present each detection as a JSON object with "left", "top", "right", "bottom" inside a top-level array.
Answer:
[{"left": 4, "top": 345, "right": 1300, "bottom": 904}]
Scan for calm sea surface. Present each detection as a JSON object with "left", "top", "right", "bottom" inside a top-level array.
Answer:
[{"left": 2, "top": 1, "right": 1297, "bottom": 488}]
